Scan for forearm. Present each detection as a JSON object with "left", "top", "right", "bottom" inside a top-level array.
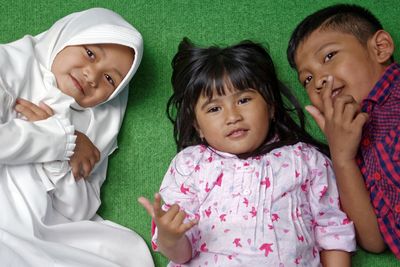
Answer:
[
  {"left": 158, "top": 235, "right": 192, "bottom": 264},
  {"left": 0, "top": 116, "right": 75, "bottom": 164},
  {"left": 332, "top": 158, "right": 386, "bottom": 252},
  {"left": 320, "top": 250, "right": 351, "bottom": 267}
]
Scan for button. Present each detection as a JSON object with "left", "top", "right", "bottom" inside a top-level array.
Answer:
[
  {"left": 373, "top": 172, "right": 381, "bottom": 181},
  {"left": 395, "top": 205, "right": 400, "bottom": 213},
  {"left": 362, "top": 138, "right": 371, "bottom": 147},
  {"left": 243, "top": 189, "right": 251, "bottom": 195}
]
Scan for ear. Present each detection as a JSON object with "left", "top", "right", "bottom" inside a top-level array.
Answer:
[{"left": 369, "top": 30, "right": 395, "bottom": 64}]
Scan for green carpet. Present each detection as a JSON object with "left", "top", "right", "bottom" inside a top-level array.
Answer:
[{"left": 1, "top": 0, "right": 398, "bottom": 266}]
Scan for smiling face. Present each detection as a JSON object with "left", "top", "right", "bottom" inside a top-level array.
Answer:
[
  {"left": 194, "top": 86, "right": 272, "bottom": 155},
  {"left": 294, "top": 28, "right": 390, "bottom": 113},
  {"left": 51, "top": 43, "right": 134, "bottom": 108}
]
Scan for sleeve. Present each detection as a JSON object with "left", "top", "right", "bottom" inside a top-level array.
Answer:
[
  {"left": 37, "top": 151, "right": 109, "bottom": 221},
  {"left": 307, "top": 147, "right": 356, "bottom": 252},
  {"left": 151, "top": 147, "right": 202, "bottom": 257},
  {"left": 0, "top": 115, "right": 76, "bottom": 164}
]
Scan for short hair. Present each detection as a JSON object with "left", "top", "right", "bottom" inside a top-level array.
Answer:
[{"left": 287, "top": 4, "right": 383, "bottom": 69}]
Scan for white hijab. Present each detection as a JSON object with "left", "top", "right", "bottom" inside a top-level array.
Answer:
[{"left": 0, "top": 7, "right": 143, "bottom": 156}]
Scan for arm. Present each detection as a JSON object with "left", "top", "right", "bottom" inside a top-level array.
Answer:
[
  {"left": 320, "top": 250, "right": 351, "bottom": 267},
  {"left": 306, "top": 77, "right": 386, "bottom": 253},
  {"left": 0, "top": 99, "right": 75, "bottom": 164},
  {"left": 138, "top": 194, "right": 196, "bottom": 264}
]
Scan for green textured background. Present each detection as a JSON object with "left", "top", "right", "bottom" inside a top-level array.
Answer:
[{"left": 1, "top": 0, "right": 398, "bottom": 266}]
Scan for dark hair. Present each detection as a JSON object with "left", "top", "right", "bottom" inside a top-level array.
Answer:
[
  {"left": 287, "top": 4, "right": 383, "bottom": 69},
  {"left": 167, "top": 38, "right": 329, "bottom": 157}
]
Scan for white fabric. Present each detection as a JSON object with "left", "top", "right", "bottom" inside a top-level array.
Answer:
[{"left": 0, "top": 8, "right": 153, "bottom": 267}]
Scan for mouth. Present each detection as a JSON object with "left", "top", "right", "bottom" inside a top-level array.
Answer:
[
  {"left": 227, "top": 128, "right": 248, "bottom": 138},
  {"left": 70, "top": 74, "right": 84, "bottom": 94},
  {"left": 331, "top": 87, "right": 343, "bottom": 101}
]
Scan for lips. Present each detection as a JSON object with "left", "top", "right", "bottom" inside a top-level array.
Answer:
[
  {"left": 227, "top": 128, "right": 248, "bottom": 138},
  {"left": 331, "top": 87, "right": 343, "bottom": 101},
  {"left": 70, "top": 74, "right": 84, "bottom": 94}
]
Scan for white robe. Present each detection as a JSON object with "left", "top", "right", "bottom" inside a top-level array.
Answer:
[{"left": 0, "top": 8, "right": 153, "bottom": 267}]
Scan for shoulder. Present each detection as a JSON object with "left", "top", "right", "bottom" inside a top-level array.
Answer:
[
  {"left": 172, "top": 145, "right": 210, "bottom": 176},
  {"left": 268, "top": 142, "right": 331, "bottom": 166}
]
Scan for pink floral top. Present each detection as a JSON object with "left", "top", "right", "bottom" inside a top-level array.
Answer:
[{"left": 152, "top": 143, "right": 356, "bottom": 266}]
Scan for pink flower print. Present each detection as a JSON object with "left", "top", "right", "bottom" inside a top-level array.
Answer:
[
  {"left": 294, "top": 255, "right": 302, "bottom": 265},
  {"left": 313, "top": 247, "right": 318, "bottom": 258},
  {"left": 283, "top": 229, "right": 289, "bottom": 233},
  {"left": 319, "top": 186, "right": 328, "bottom": 197},
  {"left": 261, "top": 177, "right": 270, "bottom": 188},
  {"left": 219, "top": 214, "right": 227, "bottom": 222},
  {"left": 205, "top": 182, "right": 211, "bottom": 193},
  {"left": 342, "top": 217, "right": 351, "bottom": 225},
  {"left": 200, "top": 242, "right": 208, "bottom": 252},
  {"left": 243, "top": 197, "right": 249, "bottom": 207},
  {"left": 329, "top": 197, "right": 334, "bottom": 204},
  {"left": 297, "top": 235, "right": 304, "bottom": 242},
  {"left": 254, "top": 156, "right": 261, "bottom": 160},
  {"left": 207, "top": 156, "right": 213, "bottom": 162},
  {"left": 319, "top": 211, "right": 325, "bottom": 217},
  {"left": 255, "top": 171, "right": 259, "bottom": 178},
  {"left": 259, "top": 243, "right": 273, "bottom": 257},
  {"left": 301, "top": 180, "right": 309, "bottom": 192},
  {"left": 233, "top": 238, "right": 242, "bottom": 247},
  {"left": 199, "top": 145, "right": 206, "bottom": 153},
  {"left": 247, "top": 238, "right": 252, "bottom": 245},
  {"left": 282, "top": 163, "right": 289, "bottom": 168},
  {"left": 273, "top": 152, "right": 282, "bottom": 157},
  {"left": 243, "top": 162, "right": 250, "bottom": 167},
  {"left": 324, "top": 159, "right": 330, "bottom": 167},
  {"left": 268, "top": 224, "right": 274, "bottom": 230},
  {"left": 295, "top": 170, "right": 300, "bottom": 178},
  {"left": 224, "top": 229, "right": 230, "bottom": 233},
  {"left": 205, "top": 207, "right": 211, "bottom": 217},
  {"left": 214, "top": 173, "right": 223, "bottom": 186},
  {"left": 271, "top": 213, "right": 280, "bottom": 222},
  {"left": 180, "top": 184, "right": 190, "bottom": 194},
  {"left": 191, "top": 235, "right": 198, "bottom": 245},
  {"left": 250, "top": 207, "right": 257, "bottom": 217},
  {"left": 227, "top": 255, "right": 233, "bottom": 260},
  {"left": 194, "top": 164, "right": 200, "bottom": 172}
]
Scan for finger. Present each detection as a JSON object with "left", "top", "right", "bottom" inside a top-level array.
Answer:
[
  {"left": 93, "top": 148, "right": 101, "bottom": 163},
  {"left": 138, "top": 197, "right": 155, "bottom": 217},
  {"left": 153, "top": 193, "right": 165, "bottom": 218},
  {"left": 341, "top": 100, "right": 360, "bottom": 123},
  {"left": 305, "top": 105, "right": 326, "bottom": 132},
  {"left": 333, "top": 95, "right": 357, "bottom": 119},
  {"left": 179, "top": 219, "right": 198, "bottom": 233},
  {"left": 71, "top": 162, "right": 82, "bottom": 180},
  {"left": 39, "top": 101, "right": 54, "bottom": 116},
  {"left": 321, "top": 76, "right": 334, "bottom": 118},
  {"left": 81, "top": 161, "right": 92, "bottom": 178},
  {"left": 353, "top": 112, "right": 369, "bottom": 129}
]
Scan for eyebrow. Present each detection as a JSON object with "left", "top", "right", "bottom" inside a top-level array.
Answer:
[{"left": 95, "top": 45, "right": 124, "bottom": 81}]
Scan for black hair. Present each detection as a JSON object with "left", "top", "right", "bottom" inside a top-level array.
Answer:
[
  {"left": 167, "top": 37, "right": 329, "bottom": 158},
  {"left": 287, "top": 4, "right": 384, "bottom": 69}
]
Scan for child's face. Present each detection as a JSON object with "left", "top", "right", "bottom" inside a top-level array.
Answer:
[
  {"left": 294, "top": 29, "right": 387, "bottom": 113},
  {"left": 51, "top": 43, "right": 134, "bottom": 108},
  {"left": 194, "top": 87, "right": 271, "bottom": 155}
]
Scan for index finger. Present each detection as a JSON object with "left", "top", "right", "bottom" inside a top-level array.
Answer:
[
  {"left": 153, "top": 193, "right": 165, "bottom": 218},
  {"left": 321, "top": 76, "right": 334, "bottom": 118}
]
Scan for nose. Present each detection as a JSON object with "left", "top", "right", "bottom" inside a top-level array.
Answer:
[
  {"left": 315, "top": 74, "right": 329, "bottom": 92},
  {"left": 83, "top": 65, "right": 99, "bottom": 87},
  {"left": 226, "top": 105, "right": 243, "bottom": 125}
]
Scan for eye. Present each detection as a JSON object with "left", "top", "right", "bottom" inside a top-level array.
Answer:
[
  {"left": 303, "top": 76, "right": 312, "bottom": 87},
  {"left": 104, "top": 74, "right": 116, "bottom": 87},
  {"left": 207, "top": 106, "right": 220, "bottom": 113},
  {"left": 323, "top": 51, "right": 337, "bottom": 63},
  {"left": 85, "top": 47, "right": 95, "bottom": 60},
  {"left": 238, "top": 97, "right": 251, "bottom": 104}
]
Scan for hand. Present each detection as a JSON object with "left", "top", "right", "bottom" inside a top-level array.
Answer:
[
  {"left": 305, "top": 76, "right": 369, "bottom": 163},
  {"left": 70, "top": 131, "right": 100, "bottom": 180},
  {"left": 138, "top": 193, "right": 198, "bottom": 249},
  {"left": 15, "top": 98, "right": 54, "bottom": 121}
]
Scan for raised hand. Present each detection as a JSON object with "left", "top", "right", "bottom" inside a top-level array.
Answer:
[
  {"left": 305, "top": 76, "right": 368, "bottom": 163},
  {"left": 70, "top": 131, "right": 100, "bottom": 180},
  {"left": 138, "top": 193, "right": 197, "bottom": 249},
  {"left": 15, "top": 98, "right": 54, "bottom": 121}
]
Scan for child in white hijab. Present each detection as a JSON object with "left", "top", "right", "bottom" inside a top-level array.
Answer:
[{"left": 0, "top": 8, "right": 154, "bottom": 267}]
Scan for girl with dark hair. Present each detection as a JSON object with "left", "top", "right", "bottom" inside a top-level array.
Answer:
[{"left": 139, "top": 38, "right": 355, "bottom": 266}]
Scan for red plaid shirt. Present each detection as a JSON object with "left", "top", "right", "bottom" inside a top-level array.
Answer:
[{"left": 357, "top": 63, "right": 400, "bottom": 259}]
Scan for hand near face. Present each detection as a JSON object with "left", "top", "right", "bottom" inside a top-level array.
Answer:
[
  {"left": 305, "top": 76, "right": 369, "bottom": 163},
  {"left": 15, "top": 98, "right": 54, "bottom": 121},
  {"left": 138, "top": 193, "right": 198, "bottom": 249},
  {"left": 70, "top": 131, "right": 100, "bottom": 180}
]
